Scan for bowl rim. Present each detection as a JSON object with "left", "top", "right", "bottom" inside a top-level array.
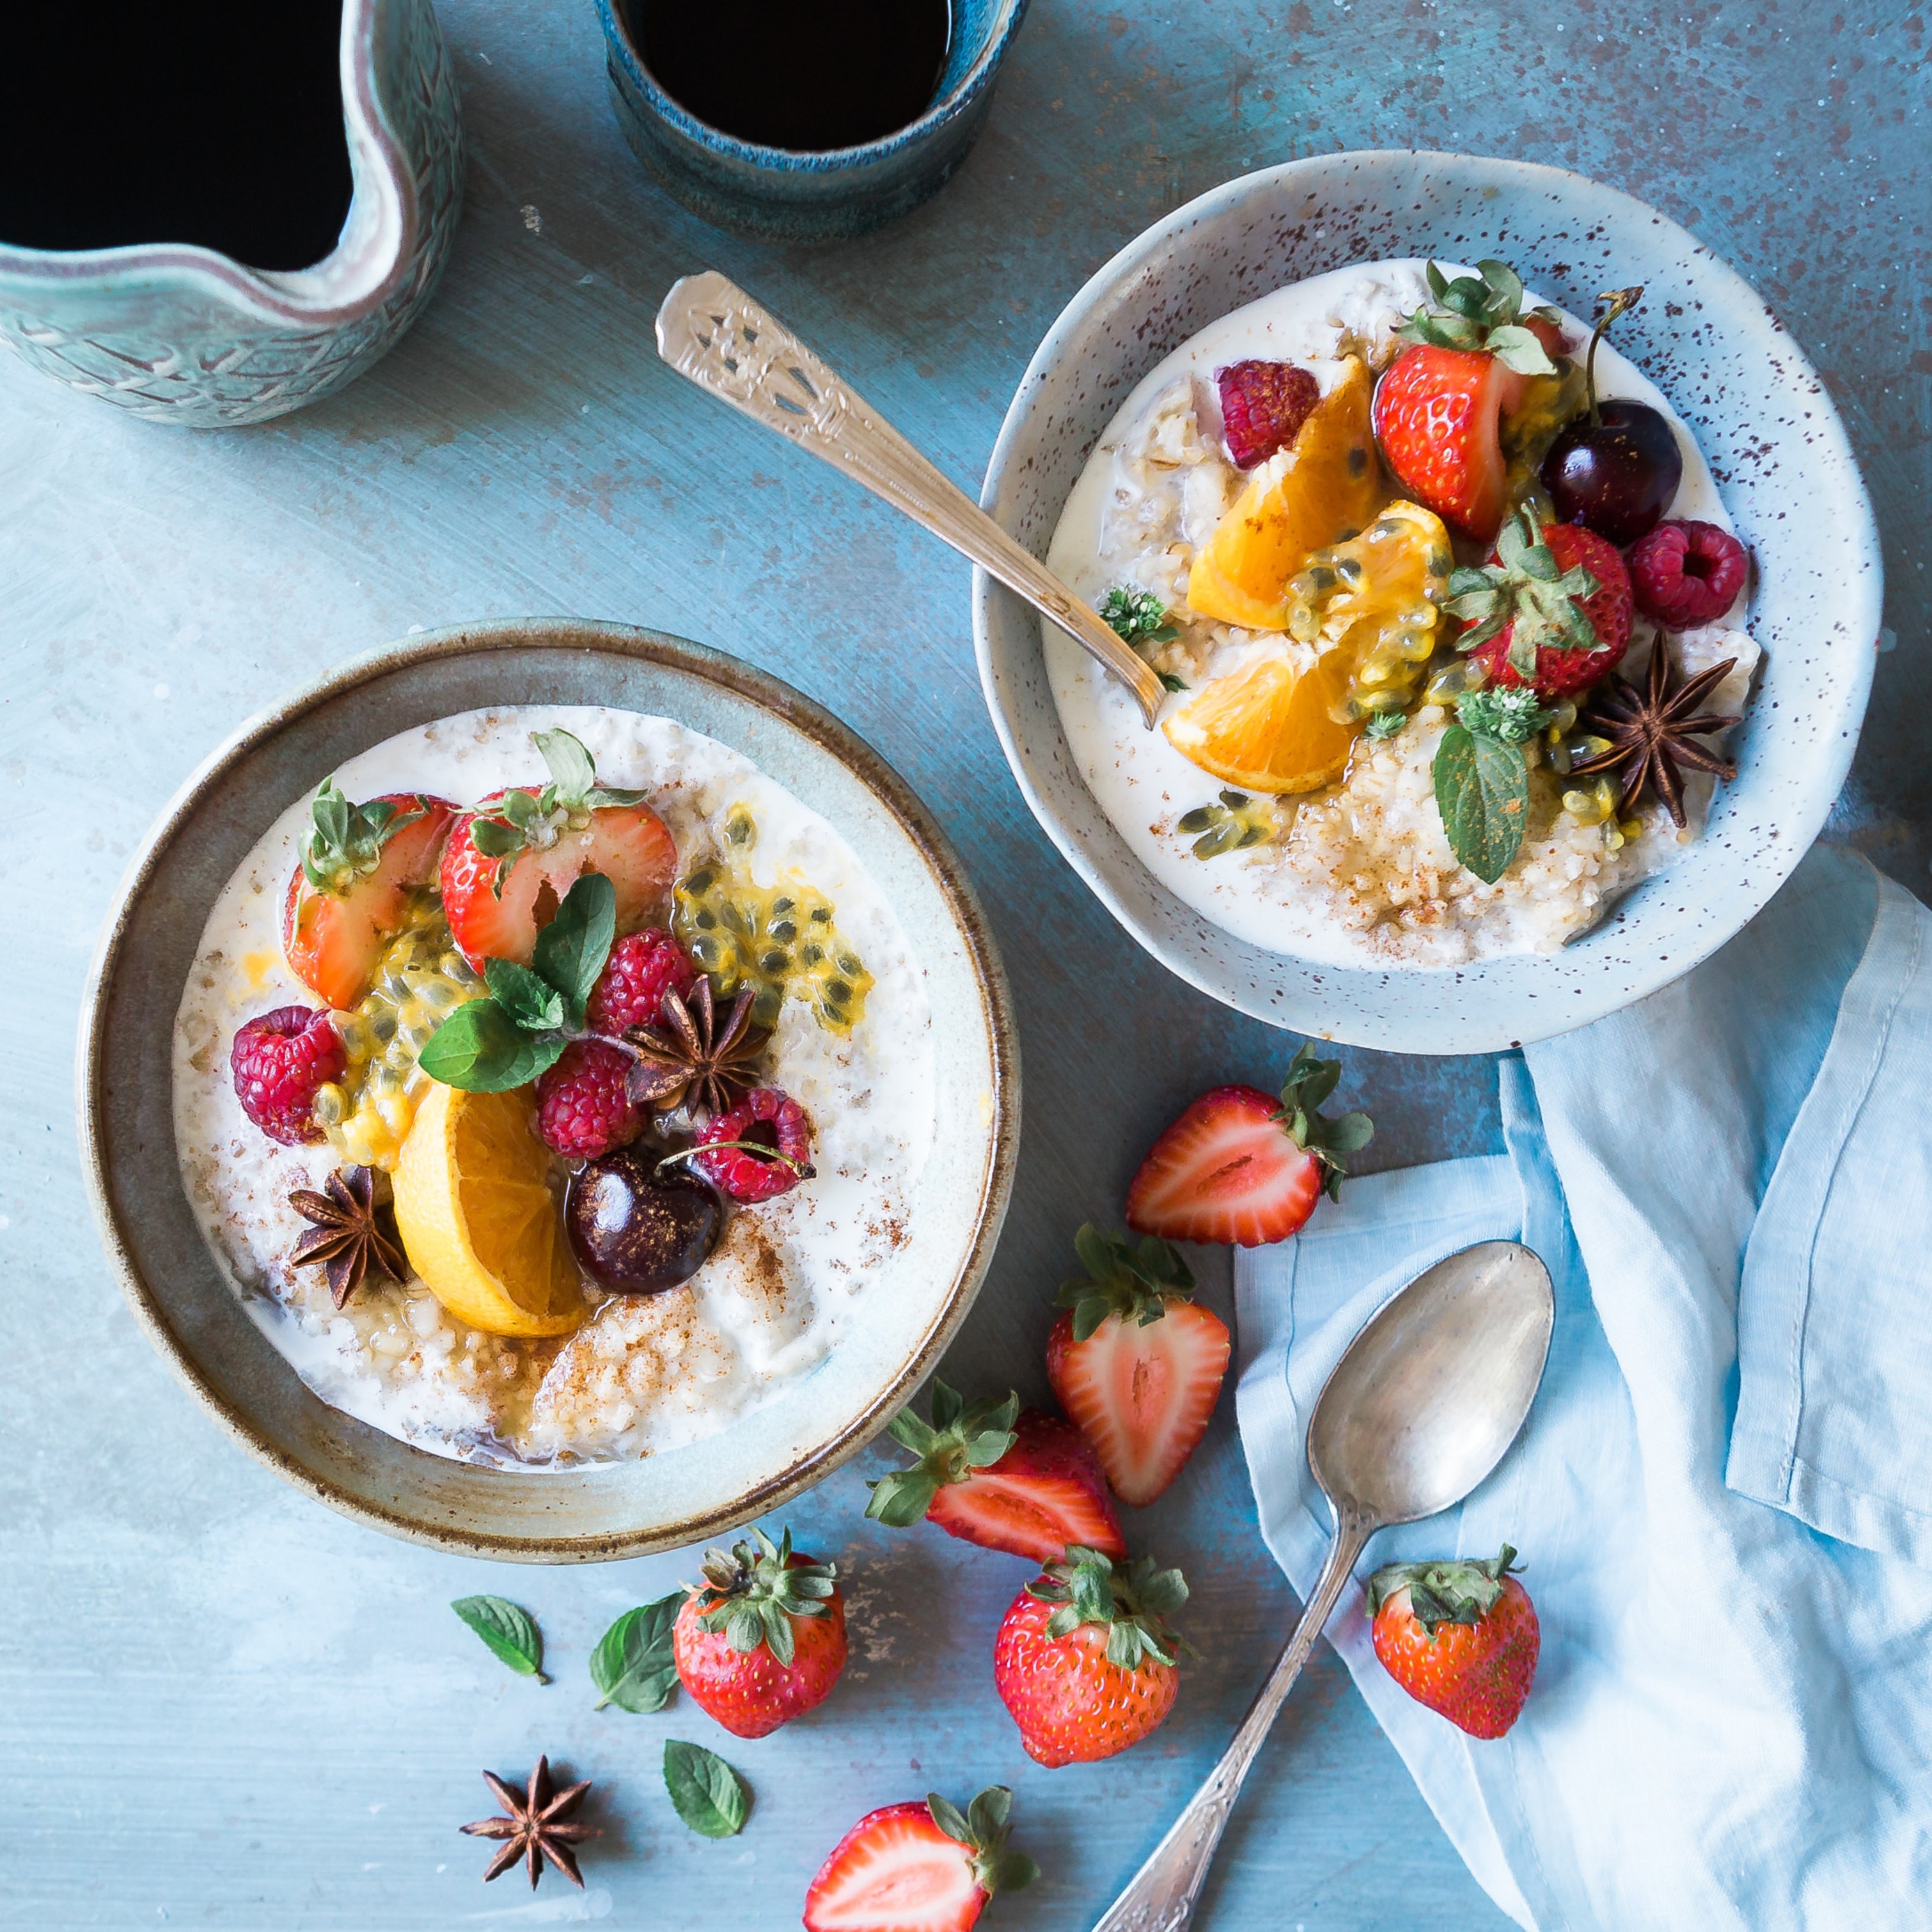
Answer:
[
  {"left": 973, "top": 148, "right": 1883, "bottom": 1052},
  {"left": 594, "top": 0, "right": 1029, "bottom": 172},
  {"left": 0, "top": 0, "right": 426, "bottom": 325},
  {"left": 77, "top": 617, "right": 1020, "bottom": 1559}
]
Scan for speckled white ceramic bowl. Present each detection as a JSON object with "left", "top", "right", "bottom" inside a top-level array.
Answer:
[
  {"left": 973, "top": 150, "right": 1882, "bottom": 1052},
  {"left": 79, "top": 621, "right": 1016, "bottom": 1561}
]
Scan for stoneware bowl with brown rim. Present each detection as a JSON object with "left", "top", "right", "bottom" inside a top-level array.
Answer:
[
  {"left": 78, "top": 619, "right": 1017, "bottom": 1561},
  {"left": 973, "top": 150, "right": 1882, "bottom": 1054}
]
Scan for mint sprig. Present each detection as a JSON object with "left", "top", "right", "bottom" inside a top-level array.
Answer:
[
  {"left": 590, "top": 1594, "right": 682, "bottom": 1713},
  {"left": 1432, "top": 688, "right": 1556, "bottom": 884},
  {"left": 417, "top": 872, "right": 617, "bottom": 1093},
  {"left": 664, "top": 1741, "right": 751, "bottom": 1838},
  {"left": 1099, "top": 585, "right": 1178, "bottom": 647},
  {"left": 451, "top": 1595, "right": 548, "bottom": 1682}
]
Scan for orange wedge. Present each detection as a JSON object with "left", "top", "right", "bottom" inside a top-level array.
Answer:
[
  {"left": 1186, "top": 357, "right": 1383, "bottom": 632},
  {"left": 1163, "top": 649, "right": 1359, "bottom": 794},
  {"left": 391, "top": 1082, "right": 586, "bottom": 1338}
]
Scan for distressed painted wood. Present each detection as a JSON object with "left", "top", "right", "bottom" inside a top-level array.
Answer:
[{"left": 2, "top": 1, "right": 1924, "bottom": 1923}]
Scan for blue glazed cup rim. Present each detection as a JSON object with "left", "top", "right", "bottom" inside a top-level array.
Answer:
[{"left": 596, "top": 0, "right": 1027, "bottom": 172}]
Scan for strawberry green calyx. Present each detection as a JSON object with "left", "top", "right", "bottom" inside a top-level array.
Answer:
[
  {"left": 865, "top": 1381, "right": 1021, "bottom": 1528},
  {"left": 926, "top": 1785, "right": 1041, "bottom": 1898},
  {"left": 300, "top": 780, "right": 428, "bottom": 897},
  {"left": 467, "top": 727, "right": 652, "bottom": 893},
  {"left": 1395, "top": 259, "right": 1565, "bottom": 376},
  {"left": 1026, "top": 1547, "right": 1191, "bottom": 1672},
  {"left": 1448, "top": 508, "right": 1603, "bottom": 681},
  {"left": 690, "top": 1526, "right": 836, "bottom": 1667},
  {"left": 1274, "top": 1042, "right": 1375, "bottom": 1203},
  {"left": 1367, "top": 1545, "right": 1522, "bottom": 1637},
  {"left": 1056, "top": 1225, "right": 1195, "bottom": 1342}
]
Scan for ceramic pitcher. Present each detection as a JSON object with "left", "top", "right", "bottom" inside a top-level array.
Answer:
[{"left": 0, "top": 0, "right": 463, "bottom": 427}]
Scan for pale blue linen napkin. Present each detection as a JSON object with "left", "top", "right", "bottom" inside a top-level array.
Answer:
[{"left": 1235, "top": 844, "right": 1932, "bottom": 1930}]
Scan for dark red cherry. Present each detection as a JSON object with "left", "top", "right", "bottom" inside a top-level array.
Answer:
[
  {"left": 566, "top": 1145, "right": 722, "bottom": 1294},
  {"left": 1540, "top": 398, "right": 1683, "bottom": 548}
]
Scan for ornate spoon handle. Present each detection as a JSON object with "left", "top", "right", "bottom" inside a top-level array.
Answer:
[
  {"left": 1090, "top": 1509, "right": 1377, "bottom": 1932},
  {"left": 654, "top": 271, "right": 1165, "bottom": 730}
]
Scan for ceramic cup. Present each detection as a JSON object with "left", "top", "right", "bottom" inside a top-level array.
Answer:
[
  {"left": 0, "top": 0, "right": 463, "bottom": 427},
  {"left": 597, "top": 0, "right": 1028, "bottom": 242}
]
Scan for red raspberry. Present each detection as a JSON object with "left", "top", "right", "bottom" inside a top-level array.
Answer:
[
  {"left": 587, "top": 929, "right": 698, "bottom": 1034},
  {"left": 1625, "top": 519, "right": 1750, "bottom": 628},
  {"left": 1215, "top": 360, "right": 1319, "bottom": 469},
  {"left": 536, "top": 1039, "right": 645, "bottom": 1160},
  {"left": 230, "top": 1006, "right": 346, "bottom": 1145},
  {"left": 691, "top": 1087, "right": 814, "bottom": 1203}
]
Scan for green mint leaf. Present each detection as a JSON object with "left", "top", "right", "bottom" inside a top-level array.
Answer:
[
  {"left": 590, "top": 1593, "right": 682, "bottom": 1712},
  {"left": 418, "top": 999, "right": 567, "bottom": 1092},
  {"left": 664, "top": 1740, "right": 749, "bottom": 1838},
  {"left": 484, "top": 958, "right": 566, "bottom": 1033},
  {"left": 533, "top": 727, "right": 598, "bottom": 804},
  {"left": 532, "top": 872, "right": 617, "bottom": 1029},
  {"left": 1434, "top": 723, "right": 1529, "bottom": 884},
  {"left": 451, "top": 1596, "right": 547, "bottom": 1681}
]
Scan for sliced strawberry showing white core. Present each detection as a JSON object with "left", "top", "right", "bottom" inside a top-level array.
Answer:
[
  {"left": 282, "top": 786, "right": 455, "bottom": 1010},
  {"left": 804, "top": 1805, "right": 984, "bottom": 1932}
]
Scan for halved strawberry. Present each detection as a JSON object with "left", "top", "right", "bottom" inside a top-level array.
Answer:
[
  {"left": 281, "top": 784, "right": 455, "bottom": 1010},
  {"left": 1125, "top": 1044, "right": 1373, "bottom": 1248},
  {"left": 804, "top": 1788, "right": 1036, "bottom": 1932},
  {"left": 1046, "top": 1228, "right": 1229, "bottom": 1506},
  {"left": 1372, "top": 259, "right": 1567, "bottom": 542},
  {"left": 865, "top": 1383, "right": 1125, "bottom": 1563},
  {"left": 440, "top": 728, "right": 676, "bottom": 970}
]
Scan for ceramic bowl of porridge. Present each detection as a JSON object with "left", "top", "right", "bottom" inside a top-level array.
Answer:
[
  {"left": 973, "top": 151, "right": 1881, "bottom": 1052},
  {"left": 79, "top": 619, "right": 1016, "bottom": 1560}
]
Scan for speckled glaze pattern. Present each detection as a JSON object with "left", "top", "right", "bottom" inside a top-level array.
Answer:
[
  {"left": 973, "top": 150, "right": 1883, "bottom": 1055},
  {"left": 595, "top": 0, "right": 1028, "bottom": 242},
  {"left": 0, "top": 0, "right": 463, "bottom": 427},
  {"left": 78, "top": 621, "right": 1018, "bottom": 1560}
]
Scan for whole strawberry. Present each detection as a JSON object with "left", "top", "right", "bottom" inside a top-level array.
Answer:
[
  {"left": 1367, "top": 1545, "right": 1540, "bottom": 1739},
  {"left": 1126, "top": 1042, "right": 1373, "bottom": 1248},
  {"left": 1453, "top": 510, "right": 1633, "bottom": 702},
  {"left": 865, "top": 1382, "right": 1125, "bottom": 1563},
  {"left": 672, "top": 1525, "right": 845, "bottom": 1739},
  {"left": 992, "top": 1546, "right": 1189, "bottom": 1767},
  {"left": 1046, "top": 1229, "right": 1229, "bottom": 1507},
  {"left": 803, "top": 1785, "right": 1038, "bottom": 1932}
]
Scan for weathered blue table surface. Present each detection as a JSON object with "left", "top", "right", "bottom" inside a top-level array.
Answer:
[{"left": 4, "top": 2, "right": 1925, "bottom": 1924}]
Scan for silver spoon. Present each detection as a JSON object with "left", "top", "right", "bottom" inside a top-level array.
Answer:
[
  {"left": 654, "top": 271, "right": 1167, "bottom": 730},
  {"left": 1094, "top": 1238, "right": 1554, "bottom": 1932}
]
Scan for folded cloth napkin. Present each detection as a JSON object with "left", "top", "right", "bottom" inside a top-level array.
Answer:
[{"left": 1235, "top": 843, "right": 1932, "bottom": 1931}]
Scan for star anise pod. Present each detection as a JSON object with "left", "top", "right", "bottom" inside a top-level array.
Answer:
[
  {"left": 287, "top": 1164, "right": 406, "bottom": 1309},
  {"left": 1570, "top": 640, "right": 1741, "bottom": 829},
  {"left": 460, "top": 1756, "right": 597, "bottom": 1890},
  {"left": 626, "top": 977, "right": 770, "bottom": 1116}
]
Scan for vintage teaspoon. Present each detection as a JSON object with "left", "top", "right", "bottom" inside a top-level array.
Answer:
[
  {"left": 1094, "top": 1238, "right": 1554, "bottom": 1932},
  {"left": 654, "top": 271, "right": 1167, "bottom": 730}
]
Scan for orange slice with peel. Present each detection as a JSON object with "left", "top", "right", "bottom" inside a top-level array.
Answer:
[
  {"left": 1163, "top": 649, "right": 1358, "bottom": 795},
  {"left": 1185, "top": 357, "right": 1384, "bottom": 632},
  {"left": 392, "top": 1082, "right": 586, "bottom": 1338}
]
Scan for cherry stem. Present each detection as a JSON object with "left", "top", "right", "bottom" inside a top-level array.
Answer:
[
  {"left": 1584, "top": 285, "right": 1644, "bottom": 427},
  {"left": 656, "top": 1140, "right": 815, "bottom": 1180}
]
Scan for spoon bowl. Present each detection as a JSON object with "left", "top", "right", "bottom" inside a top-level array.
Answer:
[{"left": 1310, "top": 1239, "right": 1556, "bottom": 1525}]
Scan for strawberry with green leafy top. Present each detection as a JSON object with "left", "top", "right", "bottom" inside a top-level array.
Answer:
[
  {"left": 671, "top": 1525, "right": 845, "bottom": 1739},
  {"left": 1368, "top": 1545, "right": 1540, "bottom": 1739},
  {"left": 1126, "top": 1044, "right": 1374, "bottom": 1248},
  {"left": 993, "top": 1545, "right": 1190, "bottom": 1767},
  {"left": 440, "top": 729, "right": 677, "bottom": 971},
  {"left": 865, "top": 1382, "right": 1125, "bottom": 1563},
  {"left": 803, "top": 1786, "right": 1038, "bottom": 1932},
  {"left": 1045, "top": 1228, "right": 1229, "bottom": 1507},
  {"left": 1373, "top": 260, "right": 1567, "bottom": 542},
  {"left": 282, "top": 781, "right": 455, "bottom": 1009}
]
